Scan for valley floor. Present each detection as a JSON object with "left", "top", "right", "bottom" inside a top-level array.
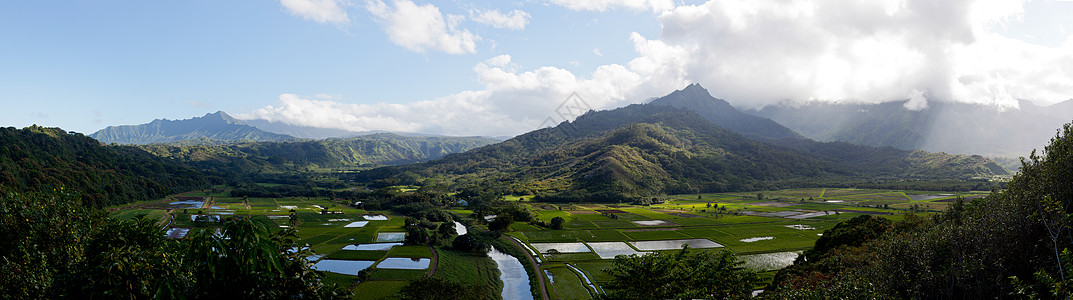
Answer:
[{"left": 110, "top": 187, "right": 986, "bottom": 300}]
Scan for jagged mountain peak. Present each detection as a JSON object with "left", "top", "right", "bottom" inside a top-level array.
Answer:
[
  {"left": 89, "top": 111, "right": 292, "bottom": 145},
  {"left": 648, "top": 84, "right": 802, "bottom": 140}
]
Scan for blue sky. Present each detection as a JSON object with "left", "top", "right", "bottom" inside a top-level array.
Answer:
[{"left": 2, "top": 0, "right": 1072, "bottom": 136}]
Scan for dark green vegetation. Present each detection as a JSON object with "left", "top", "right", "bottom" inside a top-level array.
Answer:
[
  {"left": 0, "top": 126, "right": 208, "bottom": 207},
  {"left": 90, "top": 111, "right": 295, "bottom": 145},
  {"left": 603, "top": 248, "right": 758, "bottom": 299},
  {"left": 763, "top": 122, "right": 1073, "bottom": 298},
  {"left": 0, "top": 191, "right": 347, "bottom": 299},
  {"left": 750, "top": 98, "right": 1073, "bottom": 157},
  {"left": 139, "top": 133, "right": 497, "bottom": 173},
  {"left": 358, "top": 85, "right": 1008, "bottom": 203}
]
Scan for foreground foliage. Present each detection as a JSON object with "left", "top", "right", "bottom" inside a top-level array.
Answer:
[
  {"left": 766, "top": 122, "right": 1073, "bottom": 299},
  {"left": 602, "top": 247, "right": 759, "bottom": 300},
  {"left": 0, "top": 191, "right": 348, "bottom": 299}
]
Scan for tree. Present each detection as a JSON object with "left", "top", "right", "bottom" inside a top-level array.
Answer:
[
  {"left": 183, "top": 218, "right": 349, "bottom": 299},
  {"left": 452, "top": 233, "right": 490, "bottom": 255},
  {"left": 603, "top": 247, "right": 758, "bottom": 299},
  {"left": 488, "top": 215, "right": 514, "bottom": 232},
  {"left": 550, "top": 217, "right": 565, "bottom": 230}
]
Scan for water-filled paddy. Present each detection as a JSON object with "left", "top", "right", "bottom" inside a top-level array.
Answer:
[
  {"left": 454, "top": 221, "right": 468, "bottom": 235},
  {"left": 631, "top": 220, "right": 672, "bottom": 226},
  {"left": 740, "top": 236, "right": 775, "bottom": 242},
  {"left": 313, "top": 259, "right": 375, "bottom": 275},
  {"left": 531, "top": 242, "right": 590, "bottom": 254},
  {"left": 784, "top": 225, "right": 815, "bottom": 230},
  {"left": 363, "top": 215, "right": 388, "bottom": 221},
  {"left": 342, "top": 242, "right": 402, "bottom": 251},
  {"left": 344, "top": 221, "right": 369, "bottom": 228},
  {"left": 786, "top": 212, "right": 830, "bottom": 219},
  {"left": 907, "top": 194, "right": 954, "bottom": 201},
  {"left": 588, "top": 242, "right": 644, "bottom": 259},
  {"left": 169, "top": 200, "right": 203, "bottom": 208},
  {"left": 165, "top": 228, "right": 189, "bottom": 239},
  {"left": 377, "top": 232, "right": 406, "bottom": 242},
  {"left": 376, "top": 257, "right": 430, "bottom": 270},
  {"left": 629, "top": 239, "right": 723, "bottom": 251},
  {"left": 740, "top": 251, "right": 802, "bottom": 270}
]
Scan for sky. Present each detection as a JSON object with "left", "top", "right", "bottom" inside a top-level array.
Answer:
[{"left": 2, "top": 0, "right": 1072, "bottom": 137}]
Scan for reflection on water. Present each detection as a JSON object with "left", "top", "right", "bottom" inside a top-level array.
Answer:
[
  {"left": 376, "top": 257, "right": 431, "bottom": 269},
  {"left": 740, "top": 251, "right": 802, "bottom": 271},
  {"left": 312, "top": 260, "right": 375, "bottom": 276},
  {"left": 377, "top": 232, "right": 406, "bottom": 242},
  {"left": 907, "top": 194, "right": 954, "bottom": 201},
  {"left": 169, "top": 200, "right": 203, "bottom": 209},
  {"left": 489, "top": 247, "right": 534, "bottom": 300},
  {"left": 454, "top": 221, "right": 468, "bottom": 235},
  {"left": 629, "top": 239, "right": 723, "bottom": 251},
  {"left": 343, "top": 243, "right": 402, "bottom": 251}
]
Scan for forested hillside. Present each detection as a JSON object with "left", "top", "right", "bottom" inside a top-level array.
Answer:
[
  {"left": 139, "top": 133, "right": 498, "bottom": 174},
  {"left": 0, "top": 126, "right": 208, "bottom": 207},
  {"left": 356, "top": 101, "right": 1008, "bottom": 202},
  {"left": 764, "top": 122, "right": 1073, "bottom": 298}
]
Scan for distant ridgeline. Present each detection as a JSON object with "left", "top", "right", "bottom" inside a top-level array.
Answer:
[
  {"left": 137, "top": 133, "right": 499, "bottom": 174},
  {"left": 748, "top": 98, "right": 1073, "bottom": 158},
  {"left": 89, "top": 111, "right": 294, "bottom": 145},
  {"left": 0, "top": 126, "right": 208, "bottom": 207},
  {"left": 355, "top": 84, "right": 1010, "bottom": 202}
]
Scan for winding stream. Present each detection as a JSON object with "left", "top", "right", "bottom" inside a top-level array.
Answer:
[{"left": 488, "top": 247, "right": 533, "bottom": 300}]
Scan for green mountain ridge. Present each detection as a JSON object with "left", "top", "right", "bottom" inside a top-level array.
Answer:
[
  {"left": 0, "top": 126, "right": 208, "bottom": 207},
  {"left": 138, "top": 133, "right": 499, "bottom": 173},
  {"left": 356, "top": 85, "right": 1008, "bottom": 201},
  {"left": 90, "top": 111, "right": 295, "bottom": 145}
]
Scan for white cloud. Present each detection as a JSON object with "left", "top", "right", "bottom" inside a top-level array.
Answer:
[
  {"left": 281, "top": 0, "right": 350, "bottom": 25},
  {"left": 592, "top": 48, "right": 603, "bottom": 56},
  {"left": 547, "top": 0, "right": 675, "bottom": 13},
  {"left": 238, "top": 55, "right": 671, "bottom": 136},
  {"left": 904, "top": 89, "right": 928, "bottom": 110},
  {"left": 626, "top": 0, "right": 1073, "bottom": 109},
  {"left": 249, "top": 0, "right": 1073, "bottom": 136},
  {"left": 471, "top": 9, "right": 530, "bottom": 30},
  {"left": 366, "top": 0, "right": 479, "bottom": 54}
]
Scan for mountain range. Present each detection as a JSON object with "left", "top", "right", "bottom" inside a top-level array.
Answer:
[
  {"left": 748, "top": 99, "right": 1073, "bottom": 157},
  {"left": 356, "top": 85, "right": 1009, "bottom": 201},
  {"left": 90, "top": 111, "right": 295, "bottom": 145}
]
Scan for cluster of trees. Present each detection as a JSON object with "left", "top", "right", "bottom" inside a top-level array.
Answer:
[
  {"left": 762, "top": 123, "right": 1073, "bottom": 298},
  {"left": 0, "top": 191, "right": 347, "bottom": 299},
  {"left": 602, "top": 247, "right": 759, "bottom": 299}
]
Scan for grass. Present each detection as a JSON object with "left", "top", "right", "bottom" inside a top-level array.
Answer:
[
  {"left": 352, "top": 280, "right": 406, "bottom": 300},
  {"left": 546, "top": 266, "right": 592, "bottom": 300},
  {"left": 366, "top": 269, "right": 425, "bottom": 281},
  {"left": 387, "top": 245, "right": 433, "bottom": 258},
  {"left": 432, "top": 248, "right": 502, "bottom": 299}
]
